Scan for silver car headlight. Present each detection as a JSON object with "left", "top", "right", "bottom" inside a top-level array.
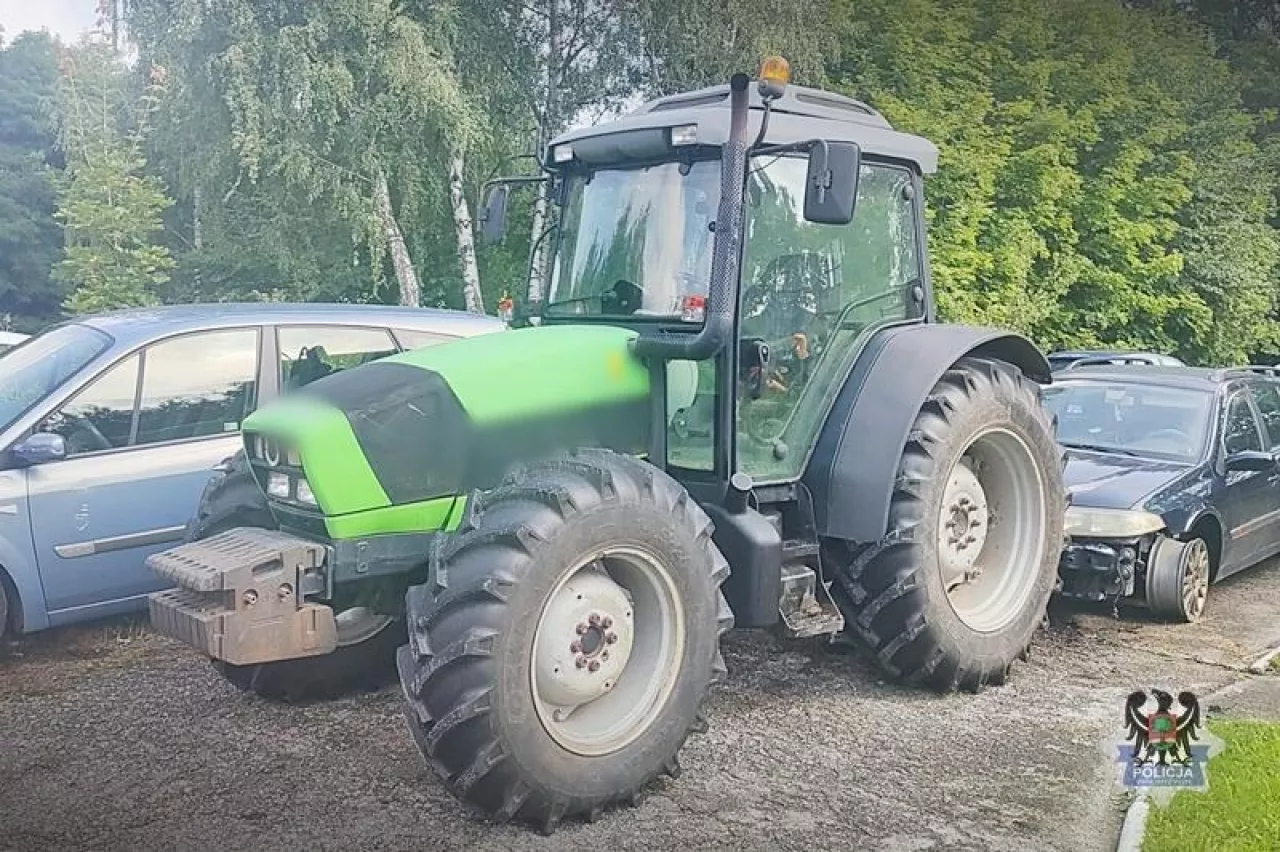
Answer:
[{"left": 1065, "top": 506, "right": 1166, "bottom": 538}]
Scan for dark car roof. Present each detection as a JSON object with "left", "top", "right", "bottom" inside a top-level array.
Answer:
[
  {"left": 70, "top": 303, "right": 504, "bottom": 349},
  {"left": 1051, "top": 365, "right": 1261, "bottom": 392}
]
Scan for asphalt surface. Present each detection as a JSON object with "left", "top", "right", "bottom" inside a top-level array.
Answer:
[{"left": 2, "top": 559, "right": 1278, "bottom": 852}]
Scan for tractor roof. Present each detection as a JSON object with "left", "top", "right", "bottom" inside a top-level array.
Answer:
[{"left": 549, "top": 81, "right": 940, "bottom": 173}]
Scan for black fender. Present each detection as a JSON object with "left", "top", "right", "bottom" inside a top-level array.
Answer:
[
  {"left": 803, "top": 323, "right": 1052, "bottom": 544},
  {"left": 1164, "top": 503, "right": 1226, "bottom": 573}
]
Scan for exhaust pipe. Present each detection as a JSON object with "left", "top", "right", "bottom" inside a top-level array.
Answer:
[{"left": 632, "top": 72, "right": 751, "bottom": 362}]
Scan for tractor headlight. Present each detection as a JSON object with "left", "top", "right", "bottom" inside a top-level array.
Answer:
[
  {"left": 1064, "top": 506, "right": 1166, "bottom": 538},
  {"left": 267, "top": 471, "right": 291, "bottom": 500},
  {"left": 295, "top": 477, "right": 317, "bottom": 507}
]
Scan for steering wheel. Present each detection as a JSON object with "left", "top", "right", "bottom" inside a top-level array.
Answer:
[
  {"left": 1145, "top": 428, "right": 1192, "bottom": 445},
  {"left": 59, "top": 417, "right": 112, "bottom": 454},
  {"left": 748, "top": 416, "right": 787, "bottom": 445},
  {"left": 1139, "top": 428, "right": 1193, "bottom": 454}
]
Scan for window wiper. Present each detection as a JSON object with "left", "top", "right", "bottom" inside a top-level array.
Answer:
[{"left": 1061, "top": 441, "right": 1140, "bottom": 457}]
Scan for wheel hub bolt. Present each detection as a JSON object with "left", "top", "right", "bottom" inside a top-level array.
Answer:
[
  {"left": 589, "top": 613, "right": 602, "bottom": 627},
  {"left": 575, "top": 657, "right": 587, "bottom": 669},
  {"left": 588, "top": 660, "right": 601, "bottom": 672},
  {"left": 570, "top": 641, "right": 582, "bottom": 653},
  {"left": 605, "top": 632, "right": 618, "bottom": 645},
  {"left": 601, "top": 616, "right": 613, "bottom": 629},
  {"left": 575, "top": 623, "right": 588, "bottom": 635}
]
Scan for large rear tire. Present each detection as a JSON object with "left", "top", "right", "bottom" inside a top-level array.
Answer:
[
  {"left": 187, "top": 450, "right": 402, "bottom": 702},
  {"left": 831, "top": 357, "right": 1065, "bottom": 692},
  {"left": 398, "top": 449, "right": 732, "bottom": 833}
]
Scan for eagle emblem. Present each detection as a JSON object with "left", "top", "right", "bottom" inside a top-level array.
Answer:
[{"left": 1123, "top": 689, "right": 1202, "bottom": 766}]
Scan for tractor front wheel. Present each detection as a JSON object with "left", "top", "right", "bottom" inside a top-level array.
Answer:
[
  {"left": 398, "top": 449, "right": 732, "bottom": 833},
  {"left": 832, "top": 356, "right": 1065, "bottom": 692},
  {"left": 189, "top": 450, "right": 402, "bottom": 702}
]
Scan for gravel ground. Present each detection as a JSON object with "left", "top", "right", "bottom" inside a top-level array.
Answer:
[{"left": 2, "top": 559, "right": 1277, "bottom": 852}]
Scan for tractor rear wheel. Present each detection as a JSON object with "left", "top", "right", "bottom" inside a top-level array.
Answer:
[
  {"left": 188, "top": 450, "right": 402, "bottom": 702},
  {"left": 398, "top": 449, "right": 732, "bottom": 833},
  {"left": 832, "top": 357, "right": 1065, "bottom": 693}
]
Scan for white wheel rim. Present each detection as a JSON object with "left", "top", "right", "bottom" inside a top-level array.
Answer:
[
  {"left": 938, "top": 427, "right": 1048, "bottom": 633},
  {"left": 333, "top": 606, "right": 393, "bottom": 647},
  {"left": 1182, "top": 540, "right": 1210, "bottom": 621},
  {"left": 530, "top": 546, "right": 685, "bottom": 757}
]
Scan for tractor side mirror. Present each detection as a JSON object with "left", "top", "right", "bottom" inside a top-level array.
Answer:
[
  {"left": 803, "top": 140, "right": 861, "bottom": 225},
  {"left": 479, "top": 184, "right": 511, "bottom": 244}
]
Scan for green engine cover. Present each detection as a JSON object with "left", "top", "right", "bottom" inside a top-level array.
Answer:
[{"left": 241, "top": 324, "right": 670, "bottom": 539}]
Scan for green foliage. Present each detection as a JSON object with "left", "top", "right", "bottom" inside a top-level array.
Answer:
[
  {"left": 828, "top": 0, "right": 1279, "bottom": 365},
  {"left": 0, "top": 0, "right": 1274, "bottom": 363},
  {"left": 625, "top": 0, "right": 836, "bottom": 94},
  {"left": 0, "top": 32, "right": 65, "bottom": 330},
  {"left": 52, "top": 40, "right": 175, "bottom": 314}
]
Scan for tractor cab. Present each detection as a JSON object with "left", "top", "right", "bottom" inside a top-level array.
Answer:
[{"left": 482, "top": 60, "right": 935, "bottom": 492}]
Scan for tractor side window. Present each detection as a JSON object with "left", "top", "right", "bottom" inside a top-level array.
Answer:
[
  {"left": 277, "top": 326, "right": 398, "bottom": 391},
  {"left": 736, "top": 159, "right": 922, "bottom": 481}
]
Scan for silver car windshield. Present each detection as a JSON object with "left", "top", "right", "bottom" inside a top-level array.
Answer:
[
  {"left": 1042, "top": 380, "right": 1213, "bottom": 462},
  {"left": 0, "top": 323, "right": 112, "bottom": 434}
]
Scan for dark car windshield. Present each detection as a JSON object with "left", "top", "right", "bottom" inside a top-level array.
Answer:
[
  {"left": 1042, "top": 379, "right": 1213, "bottom": 462},
  {"left": 0, "top": 323, "right": 112, "bottom": 434}
]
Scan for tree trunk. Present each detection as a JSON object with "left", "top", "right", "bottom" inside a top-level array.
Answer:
[
  {"left": 524, "top": 0, "right": 561, "bottom": 305},
  {"left": 374, "top": 168, "right": 421, "bottom": 308},
  {"left": 192, "top": 184, "right": 204, "bottom": 251},
  {"left": 449, "top": 154, "right": 485, "bottom": 315},
  {"left": 525, "top": 183, "right": 550, "bottom": 303}
]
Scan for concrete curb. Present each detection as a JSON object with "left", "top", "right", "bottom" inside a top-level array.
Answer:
[
  {"left": 1115, "top": 791, "right": 1150, "bottom": 852},
  {"left": 1111, "top": 675, "right": 1248, "bottom": 852},
  {"left": 1247, "top": 641, "right": 1280, "bottom": 674}
]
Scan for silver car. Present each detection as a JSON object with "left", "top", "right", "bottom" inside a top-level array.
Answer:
[{"left": 0, "top": 303, "right": 504, "bottom": 640}]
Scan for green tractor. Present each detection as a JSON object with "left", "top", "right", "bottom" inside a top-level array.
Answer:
[{"left": 147, "top": 60, "right": 1065, "bottom": 831}]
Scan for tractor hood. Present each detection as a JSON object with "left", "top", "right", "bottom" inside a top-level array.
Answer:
[{"left": 241, "top": 324, "right": 670, "bottom": 535}]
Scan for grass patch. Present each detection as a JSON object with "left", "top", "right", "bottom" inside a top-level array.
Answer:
[{"left": 1143, "top": 720, "right": 1280, "bottom": 851}]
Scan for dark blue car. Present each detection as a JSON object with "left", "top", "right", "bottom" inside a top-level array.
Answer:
[{"left": 1045, "top": 364, "right": 1280, "bottom": 622}]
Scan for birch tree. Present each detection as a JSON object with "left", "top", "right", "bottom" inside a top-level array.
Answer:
[
  {"left": 130, "top": 0, "right": 481, "bottom": 309},
  {"left": 456, "top": 0, "right": 644, "bottom": 305}
]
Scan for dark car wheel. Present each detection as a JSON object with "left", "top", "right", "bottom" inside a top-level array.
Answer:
[{"left": 1146, "top": 535, "right": 1211, "bottom": 623}]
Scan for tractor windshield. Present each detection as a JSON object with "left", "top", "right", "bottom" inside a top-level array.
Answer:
[{"left": 545, "top": 159, "right": 720, "bottom": 319}]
